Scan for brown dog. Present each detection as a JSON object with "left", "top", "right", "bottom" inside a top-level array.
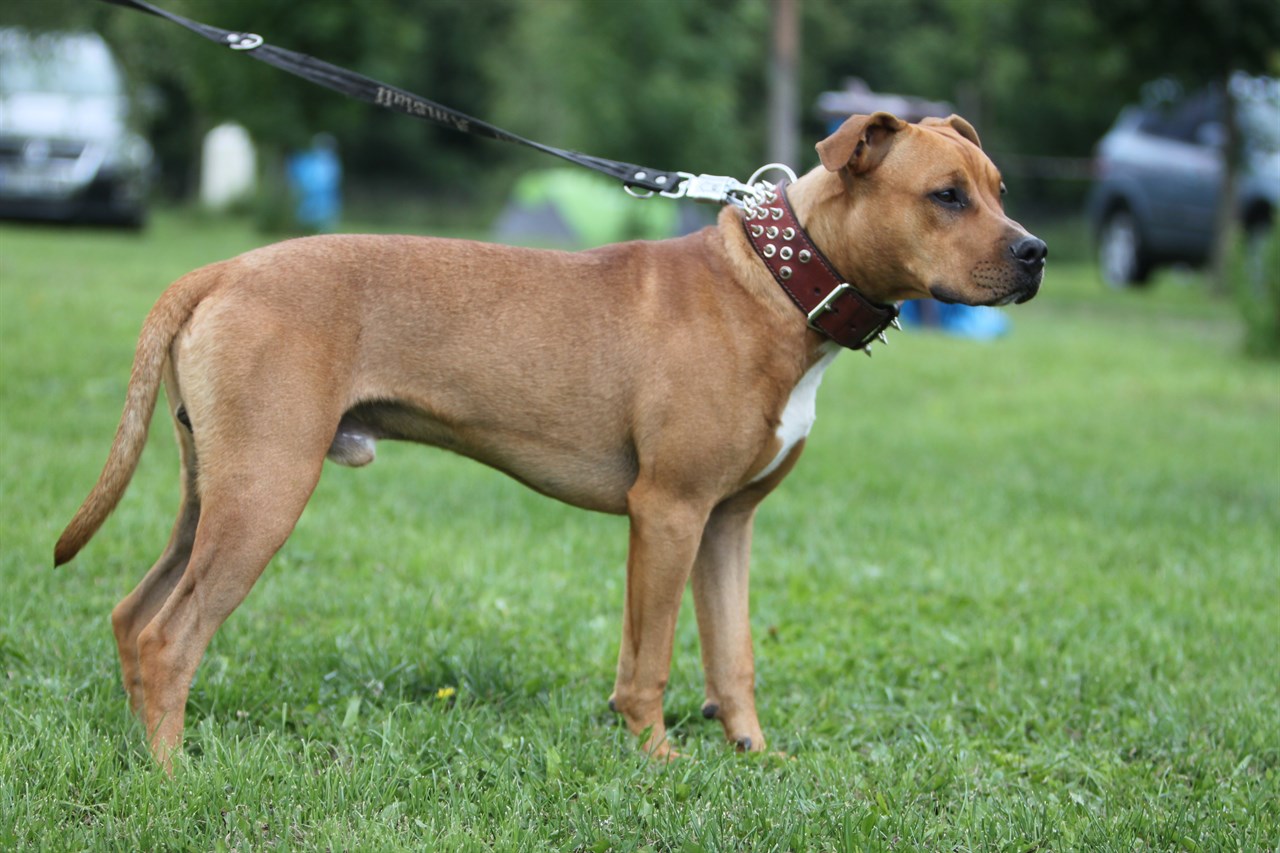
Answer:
[{"left": 56, "top": 112, "right": 1045, "bottom": 770}]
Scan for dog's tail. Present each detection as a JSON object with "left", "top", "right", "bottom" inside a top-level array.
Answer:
[{"left": 53, "top": 266, "right": 221, "bottom": 567}]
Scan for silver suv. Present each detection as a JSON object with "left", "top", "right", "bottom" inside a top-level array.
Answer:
[
  {"left": 0, "top": 29, "right": 153, "bottom": 227},
  {"left": 1088, "top": 75, "right": 1279, "bottom": 286}
]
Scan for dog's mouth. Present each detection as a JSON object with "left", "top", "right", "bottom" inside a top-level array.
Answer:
[
  {"left": 930, "top": 271, "right": 1041, "bottom": 307},
  {"left": 1009, "top": 268, "right": 1044, "bottom": 305},
  {"left": 982, "top": 281, "right": 1039, "bottom": 306},
  {"left": 998, "top": 280, "right": 1040, "bottom": 306},
  {"left": 930, "top": 284, "right": 1035, "bottom": 307},
  {"left": 1012, "top": 283, "right": 1039, "bottom": 305}
]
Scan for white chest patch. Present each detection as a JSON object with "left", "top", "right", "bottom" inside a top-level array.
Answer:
[{"left": 751, "top": 344, "right": 841, "bottom": 483}]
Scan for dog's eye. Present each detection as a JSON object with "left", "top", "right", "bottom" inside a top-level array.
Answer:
[{"left": 931, "top": 188, "right": 964, "bottom": 208}]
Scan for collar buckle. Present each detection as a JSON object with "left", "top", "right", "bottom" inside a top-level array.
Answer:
[
  {"left": 808, "top": 283, "right": 898, "bottom": 353},
  {"left": 806, "top": 283, "right": 852, "bottom": 329}
]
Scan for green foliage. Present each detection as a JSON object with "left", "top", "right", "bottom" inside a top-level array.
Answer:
[
  {"left": 487, "top": 0, "right": 769, "bottom": 180},
  {"left": 805, "top": 0, "right": 1138, "bottom": 158},
  {"left": 1236, "top": 216, "right": 1280, "bottom": 357},
  {"left": 1088, "top": 0, "right": 1280, "bottom": 84},
  {"left": 2, "top": 215, "right": 1278, "bottom": 848}
]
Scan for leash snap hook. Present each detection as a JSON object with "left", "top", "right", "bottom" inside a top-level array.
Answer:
[
  {"left": 625, "top": 172, "right": 757, "bottom": 207},
  {"left": 658, "top": 172, "right": 696, "bottom": 200},
  {"left": 680, "top": 173, "right": 759, "bottom": 207},
  {"left": 226, "top": 32, "right": 263, "bottom": 51}
]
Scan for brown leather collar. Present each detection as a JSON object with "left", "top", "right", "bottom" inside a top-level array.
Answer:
[{"left": 743, "top": 182, "right": 898, "bottom": 352}]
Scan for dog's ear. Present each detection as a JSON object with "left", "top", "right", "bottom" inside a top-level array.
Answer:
[
  {"left": 816, "top": 112, "right": 907, "bottom": 174},
  {"left": 920, "top": 114, "right": 983, "bottom": 149}
]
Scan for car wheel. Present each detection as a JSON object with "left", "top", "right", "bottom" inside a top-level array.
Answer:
[
  {"left": 1098, "top": 208, "right": 1152, "bottom": 288},
  {"left": 112, "top": 205, "right": 147, "bottom": 231}
]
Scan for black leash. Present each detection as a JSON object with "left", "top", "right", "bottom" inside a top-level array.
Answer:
[{"left": 99, "top": 0, "right": 763, "bottom": 202}]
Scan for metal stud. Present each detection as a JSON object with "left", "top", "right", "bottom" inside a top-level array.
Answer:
[
  {"left": 890, "top": 317, "right": 902, "bottom": 330},
  {"left": 750, "top": 224, "right": 764, "bottom": 237},
  {"left": 771, "top": 207, "right": 784, "bottom": 220},
  {"left": 763, "top": 244, "right": 777, "bottom": 258},
  {"left": 779, "top": 265, "right": 793, "bottom": 279},
  {"left": 798, "top": 249, "right": 812, "bottom": 263},
  {"left": 863, "top": 345, "right": 874, "bottom": 358},
  {"left": 877, "top": 331, "right": 889, "bottom": 345},
  {"left": 779, "top": 247, "right": 793, "bottom": 260},
  {"left": 782, "top": 227, "right": 796, "bottom": 240},
  {"left": 766, "top": 226, "right": 779, "bottom": 239}
]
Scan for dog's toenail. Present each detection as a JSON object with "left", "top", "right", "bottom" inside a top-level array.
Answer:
[
  {"left": 608, "top": 698, "right": 617, "bottom": 713},
  {"left": 701, "top": 702, "right": 719, "bottom": 719},
  {"left": 735, "top": 736, "right": 752, "bottom": 751}
]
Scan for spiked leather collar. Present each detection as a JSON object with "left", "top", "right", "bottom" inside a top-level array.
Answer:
[{"left": 743, "top": 182, "right": 899, "bottom": 353}]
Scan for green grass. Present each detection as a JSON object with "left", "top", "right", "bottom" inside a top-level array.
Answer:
[{"left": 2, "top": 211, "right": 1278, "bottom": 850}]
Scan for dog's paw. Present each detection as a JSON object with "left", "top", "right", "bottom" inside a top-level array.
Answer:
[{"left": 644, "top": 739, "right": 686, "bottom": 763}]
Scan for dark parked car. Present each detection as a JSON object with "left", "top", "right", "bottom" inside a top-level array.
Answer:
[
  {"left": 0, "top": 29, "right": 153, "bottom": 227},
  {"left": 1088, "top": 75, "right": 1279, "bottom": 286}
]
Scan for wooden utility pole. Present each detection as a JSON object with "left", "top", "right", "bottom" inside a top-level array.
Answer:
[{"left": 768, "top": 0, "right": 800, "bottom": 169}]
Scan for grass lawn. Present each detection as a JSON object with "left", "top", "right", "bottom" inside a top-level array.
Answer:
[{"left": 1, "top": 211, "right": 1277, "bottom": 850}]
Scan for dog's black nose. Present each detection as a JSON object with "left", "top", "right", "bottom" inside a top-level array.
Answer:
[{"left": 1011, "top": 235, "right": 1048, "bottom": 267}]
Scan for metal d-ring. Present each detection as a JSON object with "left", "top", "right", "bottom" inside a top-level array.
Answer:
[{"left": 746, "top": 162, "right": 798, "bottom": 190}]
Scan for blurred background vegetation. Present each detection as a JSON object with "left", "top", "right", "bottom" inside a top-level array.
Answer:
[{"left": 7, "top": 0, "right": 1276, "bottom": 224}]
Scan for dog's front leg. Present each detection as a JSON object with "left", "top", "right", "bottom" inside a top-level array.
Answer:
[
  {"left": 691, "top": 501, "right": 766, "bottom": 752},
  {"left": 610, "top": 482, "right": 712, "bottom": 758}
]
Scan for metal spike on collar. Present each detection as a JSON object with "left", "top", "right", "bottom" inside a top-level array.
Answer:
[
  {"left": 890, "top": 317, "right": 903, "bottom": 331},
  {"left": 877, "top": 331, "right": 889, "bottom": 345},
  {"left": 863, "top": 344, "right": 874, "bottom": 358}
]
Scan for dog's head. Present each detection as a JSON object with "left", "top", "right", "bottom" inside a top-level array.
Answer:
[{"left": 804, "top": 112, "right": 1045, "bottom": 307}]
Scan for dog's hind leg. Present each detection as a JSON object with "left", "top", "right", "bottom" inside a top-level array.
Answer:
[
  {"left": 133, "top": 408, "right": 331, "bottom": 772},
  {"left": 691, "top": 500, "right": 765, "bottom": 752},
  {"left": 111, "top": 403, "right": 200, "bottom": 717}
]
